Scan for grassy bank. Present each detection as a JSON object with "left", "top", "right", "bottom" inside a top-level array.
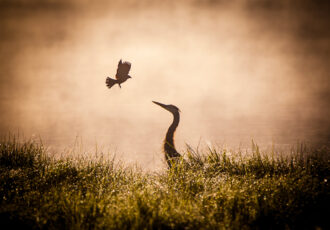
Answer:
[{"left": 0, "top": 139, "right": 329, "bottom": 229}]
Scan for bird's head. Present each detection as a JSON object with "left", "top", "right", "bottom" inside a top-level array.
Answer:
[{"left": 152, "top": 101, "right": 180, "bottom": 114}]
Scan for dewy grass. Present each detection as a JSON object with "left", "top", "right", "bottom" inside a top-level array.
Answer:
[{"left": 0, "top": 138, "right": 329, "bottom": 229}]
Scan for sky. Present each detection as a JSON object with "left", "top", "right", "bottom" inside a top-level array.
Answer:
[{"left": 0, "top": 0, "right": 329, "bottom": 169}]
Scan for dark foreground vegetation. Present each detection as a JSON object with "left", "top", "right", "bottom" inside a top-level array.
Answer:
[{"left": 0, "top": 139, "right": 329, "bottom": 230}]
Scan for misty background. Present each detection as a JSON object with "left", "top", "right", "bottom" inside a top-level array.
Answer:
[{"left": 0, "top": 0, "right": 329, "bottom": 169}]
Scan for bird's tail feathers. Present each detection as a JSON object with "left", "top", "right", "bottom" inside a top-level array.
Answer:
[{"left": 106, "top": 77, "right": 117, "bottom": 89}]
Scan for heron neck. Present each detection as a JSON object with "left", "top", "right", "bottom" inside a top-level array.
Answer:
[{"left": 165, "top": 112, "right": 180, "bottom": 149}]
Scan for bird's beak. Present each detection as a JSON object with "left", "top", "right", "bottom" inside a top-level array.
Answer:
[{"left": 152, "top": 101, "right": 168, "bottom": 110}]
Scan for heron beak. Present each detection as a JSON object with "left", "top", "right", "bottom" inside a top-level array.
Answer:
[{"left": 152, "top": 101, "right": 168, "bottom": 110}]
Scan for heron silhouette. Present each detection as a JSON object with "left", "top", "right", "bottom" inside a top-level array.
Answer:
[
  {"left": 106, "top": 59, "right": 132, "bottom": 89},
  {"left": 153, "top": 101, "right": 182, "bottom": 168}
]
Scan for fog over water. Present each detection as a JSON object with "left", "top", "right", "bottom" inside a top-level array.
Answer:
[{"left": 1, "top": 0, "right": 329, "bottom": 169}]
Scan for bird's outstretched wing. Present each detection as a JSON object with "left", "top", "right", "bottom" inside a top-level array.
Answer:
[{"left": 116, "top": 59, "right": 131, "bottom": 79}]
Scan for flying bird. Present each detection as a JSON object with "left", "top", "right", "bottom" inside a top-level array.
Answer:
[
  {"left": 106, "top": 59, "right": 132, "bottom": 89},
  {"left": 153, "top": 101, "right": 182, "bottom": 168}
]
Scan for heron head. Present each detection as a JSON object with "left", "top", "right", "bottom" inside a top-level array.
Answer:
[{"left": 152, "top": 101, "right": 180, "bottom": 114}]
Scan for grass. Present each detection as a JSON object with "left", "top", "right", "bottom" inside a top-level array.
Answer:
[{"left": 0, "top": 138, "right": 329, "bottom": 229}]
